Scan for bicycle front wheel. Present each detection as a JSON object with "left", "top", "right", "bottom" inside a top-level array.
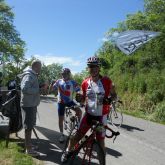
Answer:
[
  {"left": 69, "top": 140, "right": 105, "bottom": 165},
  {"left": 110, "top": 102, "right": 123, "bottom": 128},
  {"left": 64, "top": 111, "right": 74, "bottom": 135}
]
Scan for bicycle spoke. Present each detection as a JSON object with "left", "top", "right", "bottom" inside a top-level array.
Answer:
[
  {"left": 110, "top": 102, "right": 123, "bottom": 128},
  {"left": 70, "top": 141, "right": 105, "bottom": 165},
  {"left": 64, "top": 107, "right": 79, "bottom": 135}
]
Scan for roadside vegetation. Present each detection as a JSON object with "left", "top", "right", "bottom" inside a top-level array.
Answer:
[
  {"left": 73, "top": 0, "right": 165, "bottom": 125},
  {"left": 96, "top": 0, "right": 165, "bottom": 124},
  {"left": 0, "top": 136, "right": 43, "bottom": 165}
]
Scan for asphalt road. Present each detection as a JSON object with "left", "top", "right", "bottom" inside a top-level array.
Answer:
[{"left": 2, "top": 96, "right": 165, "bottom": 165}]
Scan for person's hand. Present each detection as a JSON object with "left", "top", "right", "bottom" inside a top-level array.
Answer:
[
  {"left": 103, "top": 96, "right": 112, "bottom": 104},
  {"left": 75, "top": 109, "right": 82, "bottom": 117},
  {"left": 75, "top": 92, "right": 83, "bottom": 103}
]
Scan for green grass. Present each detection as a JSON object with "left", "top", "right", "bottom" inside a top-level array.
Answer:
[
  {"left": 120, "top": 92, "right": 165, "bottom": 125},
  {"left": 123, "top": 109, "right": 165, "bottom": 125},
  {"left": 0, "top": 138, "right": 43, "bottom": 165}
]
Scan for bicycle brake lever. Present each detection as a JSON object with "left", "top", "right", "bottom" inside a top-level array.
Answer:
[
  {"left": 113, "top": 136, "right": 117, "bottom": 143},
  {"left": 118, "top": 100, "right": 123, "bottom": 104},
  {"left": 113, "top": 132, "right": 120, "bottom": 143}
]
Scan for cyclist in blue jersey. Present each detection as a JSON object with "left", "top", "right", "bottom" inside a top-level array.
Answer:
[{"left": 52, "top": 68, "right": 82, "bottom": 143}]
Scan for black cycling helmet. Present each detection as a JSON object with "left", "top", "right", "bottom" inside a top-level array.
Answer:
[
  {"left": 62, "top": 68, "right": 71, "bottom": 74},
  {"left": 87, "top": 56, "right": 101, "bottom": 66}
]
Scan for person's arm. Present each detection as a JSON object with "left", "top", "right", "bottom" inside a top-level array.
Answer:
[
  {"left": 72, "top": 80, "right": 83, "bottom": 103},
  {"left": 75, "top": 81, "right": 86, "bottom": 104},
  {"left": 72, "top": 80, "right": 81, "bottom": 93},
  {"left": 110, "top": 83, "right": 117, "bottom": 100},
  {"left": 52, "top": 80, "right": 58, "bottom": 96},
  {"left": 48, "top": 81, "right": 54, "bottom": 94}
]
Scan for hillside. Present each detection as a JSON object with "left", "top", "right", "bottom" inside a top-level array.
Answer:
[{"left": 97, "top": 0, "right": 165, "bottom": 123}]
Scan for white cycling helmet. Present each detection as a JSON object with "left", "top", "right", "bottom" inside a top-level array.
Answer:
[{"left": 87, "top": 56, "right": 101, "bottom": 66}]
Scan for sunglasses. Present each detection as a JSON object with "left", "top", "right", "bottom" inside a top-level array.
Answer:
[{"left": 88, "top": 65, "right": 99, "bottom": 68}]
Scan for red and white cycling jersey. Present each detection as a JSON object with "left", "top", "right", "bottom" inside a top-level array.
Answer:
[{"left": 82, "top": 76, "right": 112, "bottom": 116}]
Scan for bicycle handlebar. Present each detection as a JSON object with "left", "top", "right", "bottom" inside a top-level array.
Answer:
[
  {"left": 103, "top": 96, "right": 123, "bottom": 105},
  {"left": 114, "top": 99, "right": 123, "bottom": 104},
  {"left": 105, "top": 125, "right": 120, "bottom": 142},
  {"left": 65, "top": 104, "right": 84, "bottom": 111},
  {"left": 89, "top": 120, "right": 120, "bottom": 142}
]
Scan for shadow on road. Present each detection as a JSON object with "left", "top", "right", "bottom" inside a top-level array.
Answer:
[
  {"left": 35, "top": 126, "right": 124, "bottom": 164},
  {"left": 32, "top": 138, "right": 62, "bottom": 164},
  {"left": 120, "top": 124, "right": 144, "bottom": 132},
  {"left": 106, "top": 147, "right": 122, "bottom": 158},
  {"left": 1, "top": 125, "right": 123, "bottom": 164},
  {"left": 34, "top": 126, "right": 65, "bottom": 164},
  {"left": 0, "top": 125, "right": 63, "bottom": 164}
]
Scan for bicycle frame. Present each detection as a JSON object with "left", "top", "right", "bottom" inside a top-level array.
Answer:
[
  {"left": 108, "top": 99, "right": 123, "bottom": 128},
  {"left": 68, "top": 121, "right": 120, "bottom": 164},
  {"left": 68, "top": 123, "right": 103, "bottom": 164},
  {"left": 111, "top": 101, "right": 118, "bottom": 117},
  {"left": 64, "top": 105, "right": 80, "bottom": 134}
]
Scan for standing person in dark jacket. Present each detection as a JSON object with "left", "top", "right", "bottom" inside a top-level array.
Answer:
[{"left": 20, "top": 60, "right": 41, "bottom": 156}]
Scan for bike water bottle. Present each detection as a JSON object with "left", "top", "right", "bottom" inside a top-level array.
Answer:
[
  {"left": 75, "top": 143, "right": 79, "bottom": 150},
  {"left": 81, "top": 135, "right": 88, "bottom": 143}
]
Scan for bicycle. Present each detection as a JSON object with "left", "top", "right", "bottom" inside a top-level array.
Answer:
[
  {"left": 62, "top": 120, "right": 120, "bottom": 165},
  {"left": 64, "top": 105, "right": 83, "bottom": 135},
  {"left": 107, "top": 98, "right": 123, "bottom": 128}
]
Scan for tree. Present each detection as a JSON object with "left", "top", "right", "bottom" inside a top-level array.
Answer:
[
  {"left": 38, "top": 63, "right": 63, "bottom": 85},
  {"left": 0, "top": 0, "right": 26, "bottom": 85},
  {"left": 73, "top": 70, "right": 88, "bottom": 86},
  {"left": 94, "top": 0, "right": 165, "bottom": 122},
  {"left": 47, "top": 63, "right": 63, "bottom": 82}
]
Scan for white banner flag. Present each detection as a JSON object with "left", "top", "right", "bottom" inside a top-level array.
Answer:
[{"left": 109, "top": 30, "right": 161, "bottom": 55}]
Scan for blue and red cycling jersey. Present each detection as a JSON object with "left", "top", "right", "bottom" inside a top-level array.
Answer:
[{"left": 53, "top": 79, "right": 80, "bottom": 104}]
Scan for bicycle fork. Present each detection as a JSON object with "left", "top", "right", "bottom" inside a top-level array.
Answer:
[{"left": 82, "top": 139, "right": 93, "bottom": 165}]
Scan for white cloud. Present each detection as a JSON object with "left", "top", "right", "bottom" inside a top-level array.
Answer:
[
  {"left": 32, "top": 54, "right": 81, "bottom": 67},
  {"left": 101, "top": 37, "right": 109, "bottom": 42},
  {"left": 27, "top": 54, "right": 86, "bottom": 74},
  {"left": 97, "top": 37, "right": 109, "bottom": 43}
]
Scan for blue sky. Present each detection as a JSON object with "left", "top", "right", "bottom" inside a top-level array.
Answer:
[{"left": 6, "top": 0, "right": 144, "bottom": 74}]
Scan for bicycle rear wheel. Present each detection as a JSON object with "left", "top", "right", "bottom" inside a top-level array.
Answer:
[
  {"left": 110, "top": 102, "right": 123, "bottom": 128},
  {"left": 64, "top": 109, "right": 76, "bottom": 135},
  {"left": 62, "top": 128, "right": 76, "bottom": 155},
  {"left": 69, "top": 140, "right": 105, "bottom": 165}
]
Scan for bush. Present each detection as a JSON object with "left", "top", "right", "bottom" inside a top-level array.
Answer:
[
  {"left": 148, "top": 90, "right": 164, "bottom": 104},
  {"left": 134, "top": 75, "right": 147, "bottom": 94},
  {"left": 152, "top": 102, "right": 165, "bottom": 123}
]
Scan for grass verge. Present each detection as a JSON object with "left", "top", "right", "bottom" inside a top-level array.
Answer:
[
  {"left": 0, "top": 136, "right": 43, "bottom": 165},
  {"left": 123, "top": 109, "right": 165, "bottom": 125}
]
